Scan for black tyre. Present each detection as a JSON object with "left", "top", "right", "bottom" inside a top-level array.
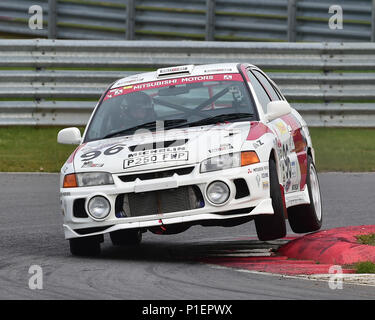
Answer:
[
  {"left": 110, "top": 229, "right": 142, "bottom": 246},
  {"left": 69, "top": 235, "right": 102, "bottom": 256},
  {"left": 287, "top": 155, "right": 323, "bottom": 233},
  {"left": 255, "top": 157, "right": 287, "bottom": 241}
]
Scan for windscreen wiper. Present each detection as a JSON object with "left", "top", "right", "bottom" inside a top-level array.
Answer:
[
  {"left": 103, "top": 121, "right": 158, "bottom": 139},
  {"left": 103, "top": 119, "right": 189, "bottom": 139}
]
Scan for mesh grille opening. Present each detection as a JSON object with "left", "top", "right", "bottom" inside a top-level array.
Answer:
[{"left": 118, "top": 185, "right": 204, "bottom": 217}]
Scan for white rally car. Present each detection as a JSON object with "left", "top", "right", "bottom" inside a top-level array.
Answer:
[{"left": 58, "top": 63, "right": 322, "bottom": 256}]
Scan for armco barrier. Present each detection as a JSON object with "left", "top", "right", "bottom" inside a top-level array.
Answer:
[
  {"left": 0, "top": 39, "right": 375, "bottom": 127},
  {"left": 1, "top": 0, "right": 375, "bottom": 42}
]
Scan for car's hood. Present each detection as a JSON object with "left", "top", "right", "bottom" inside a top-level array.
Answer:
[{"left": 74, "top": 122, "right": 251, "bottom": 174}]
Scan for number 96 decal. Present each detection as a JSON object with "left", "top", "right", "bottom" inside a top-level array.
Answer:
[{"left": 80, "top": 145, "right": 126, "bottom": 161}]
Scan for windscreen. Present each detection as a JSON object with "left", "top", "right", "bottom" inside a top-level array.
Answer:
[{"left": 84, "top": 73, "right": 256, "bottom": 142}]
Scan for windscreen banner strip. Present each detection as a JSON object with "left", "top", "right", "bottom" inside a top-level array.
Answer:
[{"left": 104, "top": 73, "right": 243, "bottom": 101}]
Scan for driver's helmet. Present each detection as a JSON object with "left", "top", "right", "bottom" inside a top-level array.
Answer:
[{"left": 122, "top": 91, "right": 155, "bottom": 123}]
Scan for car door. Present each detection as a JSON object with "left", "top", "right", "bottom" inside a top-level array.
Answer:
[{"left": 247, "top": 68, "right": 302, "bottom": 194}]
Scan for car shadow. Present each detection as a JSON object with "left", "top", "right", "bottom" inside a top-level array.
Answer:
[{"left": 95, "top": 237, "right": 284, "bottom": 264}]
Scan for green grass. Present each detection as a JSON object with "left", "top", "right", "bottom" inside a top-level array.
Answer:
[
  {"left": 0, "top": 127, "right": 375, "bottom": 172},
  {"left": 356, "top": 233, "right": 375, "bottom": 246},
  {"left": 310, "top": 128, "right": 375, "bottom": 172},
  {"left": 0, "top": 127, "right": 81, "bottom": 172},
  {"left": 354, "top": 261, "right": 375, "bottom": 274}
]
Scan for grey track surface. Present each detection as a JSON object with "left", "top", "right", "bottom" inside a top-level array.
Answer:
[{"left": 0, "top": 172, "right": 374, "bottom": 300}]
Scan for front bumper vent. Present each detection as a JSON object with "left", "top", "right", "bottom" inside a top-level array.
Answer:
[{"left": 117, "top": 185, "right": 204, "bottom": 217}]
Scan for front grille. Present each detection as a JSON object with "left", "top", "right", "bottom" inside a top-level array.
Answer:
[
  {"left": 119, "top": 166, "right": 194, "bottom": 183},
  {"left": 119, "top": 185, "right": 204, "bottom": 217}
]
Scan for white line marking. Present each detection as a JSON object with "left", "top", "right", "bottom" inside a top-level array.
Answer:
[{"left": 208, "top": 264, "right": 375, "bottom": 287}]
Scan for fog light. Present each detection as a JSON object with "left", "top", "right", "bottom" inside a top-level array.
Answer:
[
  {"left": 206, "top": 181, "right": 230, "bottom": 205},
  {"left": 88, "top": 196, "right": 111, "bottom": 220}
]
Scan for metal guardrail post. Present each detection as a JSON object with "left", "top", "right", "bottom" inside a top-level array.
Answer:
[
  {"left": 205, "top": 0, "right": 216, "bottom": 41},
  {"left": 287, "top": 0, "right": 297, "bottom": 42},
  {"left": 372, "top": 0, "right": 375, "bottom": 41},
  {"left": 48, "top": 0, "right": 57, "bottom": 39},
  {"left": 126, "top": 0, "right": 135, "bottom": 40}
]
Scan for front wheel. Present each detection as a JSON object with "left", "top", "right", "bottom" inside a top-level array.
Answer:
[
  {"left": 287, "top": 155, "right": 323, "bottom": 233},
  {"left": 110, "top": 229, "right": 142, "bottom": 246},
  {"left": 69, "top": 235, "right": 102, "bottom": 256},
  {"left": 255, "top": 157, "right": 287, "bottom": 241}
]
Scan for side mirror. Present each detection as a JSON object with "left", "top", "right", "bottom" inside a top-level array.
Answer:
[
  {"left": 57, "top": 127, "right": 82, "bottom": 145},
  {"left": 266, "top": 100, "right": 292, "bottom": 122}
]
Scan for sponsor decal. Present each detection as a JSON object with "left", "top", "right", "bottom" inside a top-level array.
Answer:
[
  {"left": 285, "top": 179, "right": 291, "bottom": 192},
  {"left": 262, "top": 181, "right": 269, "bottom": 189},
  {"left": 292, "top": 184, "right": 299, "bottom": 191},
  {"left": 106, "top": 87, "right": 124, "bottom": 99},
  {"left": 128, "top": 146, "right": 186, "bottom": 157},
  {"left": 253, "top": 139, "right": 264, "bottom": 149},
  {"left": 253, "top": 165, "right": 269, "bottom": 173},
  {"left": 261, "top": 172, "right": 268, "bottom": 179},
  {"left": 81, "top": 161, "right": 104, "bottom": 168},
  {"left": 104, "top": 73, "right": 244, "bottom": 100},
  {"left": 133, "top": 78, "right": 180, "bottom": 90},
  {"left": 124, "top": 151, "right": 189, "bottom": 169},
  {"left": 256, "top": 174, "right": 261, "bottom": 187},
  {"left": 203, "top": 68, "right": 232, "bottom": 73},
  {"left": 208, "top": 143, "right": 233, "bottom": 153},
  {"left": 158, "top": 65, "right": 192, "bottom": 75},
  {"left": 275, "top": 121, "right": 287, "bottom": 135},
  {"left": 291, "top": 161, "right": 297, "bottom": 178}
]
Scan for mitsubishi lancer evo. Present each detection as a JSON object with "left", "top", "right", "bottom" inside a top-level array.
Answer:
[{"left": 58, "top": 63, "right": 322, "bottom": 256}]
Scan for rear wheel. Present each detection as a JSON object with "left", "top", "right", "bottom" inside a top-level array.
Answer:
[
  {"left": 110, "top": 229, "right": 142, "bottom": 246},
  {"left": 255, "top": 157, "right": 287, "bottom": 241},
  {"left": 287, "top": 155, "right": 323, "bottom": 233},
  {"left": 69, "top": 235, "right": 102, "bottom": 256}
]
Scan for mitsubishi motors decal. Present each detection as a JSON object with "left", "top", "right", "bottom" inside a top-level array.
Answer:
[{"left": 104, "top": 73, "right": 244, "bottom": 100}]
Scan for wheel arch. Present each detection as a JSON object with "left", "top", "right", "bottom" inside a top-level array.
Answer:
[{"left": 307, "top": 146, "right": 315, "bottom": 164}]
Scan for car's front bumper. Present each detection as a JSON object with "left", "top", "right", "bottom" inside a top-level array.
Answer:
[{"left": 60, "top": 161, "right": 274, "bottom": 239}]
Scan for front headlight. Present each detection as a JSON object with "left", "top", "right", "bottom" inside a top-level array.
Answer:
[
  {"left": 200, "top": 153, "right": 241, "bottom": 173},
  {"left": 63, "top": 172, "right": 114, "bottom": 188},
  {"left": 88, "top": 196, "right": 111, "bottom": 220},
  {"left": 200, "top": 151, "right": 260, "bottom": 173}
]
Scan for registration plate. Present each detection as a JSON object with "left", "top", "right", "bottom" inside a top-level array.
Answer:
[{"left": 123, "top": 151, "right": 189, "bottom": 169}]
